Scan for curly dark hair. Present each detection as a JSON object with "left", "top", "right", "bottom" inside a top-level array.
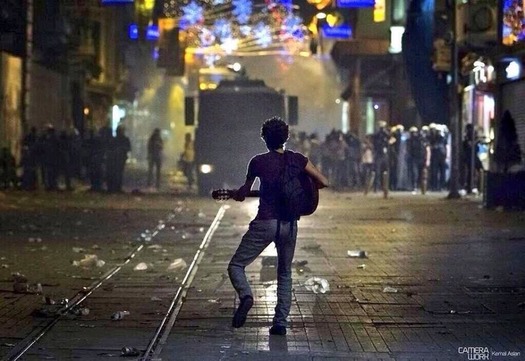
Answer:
[{"left": 260, "top": 116, "right": 289, "bottom": 150}]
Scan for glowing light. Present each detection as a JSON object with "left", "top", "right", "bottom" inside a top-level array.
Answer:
[
  {"left": 316, "top": 12, "right": 327, "bottom": 19},
  {"left": 506, "top": 61, "right": 521, "bottom": 80},
  {"left": 232, "top": 0, "right": 252, "bottom": 24},
  {"left": 214, "top": 18, "right": 232, "bottom": 40},
  {"left": 253, "top": 22, "right": 272, "bottom": 48},
  {"left": 231, "top": 62, "right": 242, "bottom": 72},
  {"left": 181, "top": 1, "right": 204, "bottom": 29},
  {"left": 111, "top": 105, "right": 126, "bottom": 136},
  {"left": 220, "top": 37, "right": 239, "bottom": 53},
  {"left": 326, "top": 12, "right": 343, "bottom": 27},
  {"left": 159, "top": 0, "right": 308, "bottom": 59},
  {"left": 199, "top": 164, "right": 214, "bottom": 174},
  {"left": 389, "top": 26, "right": 404, "bottom": 54}
]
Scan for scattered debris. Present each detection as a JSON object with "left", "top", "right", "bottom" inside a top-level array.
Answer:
[
  {"left": 70, "top": 305, "right": 90, "bottom": 316},
  {"left": 304, "top": 277, "right": 330, "bottom": 294},
  {"left": 11, "top": 272, "right": 42, "bottom": 294},
  {"left": 357, "top": 264, "right": 366, "bottom": 269},
  {"left": 382, "top": 286, "right": 398, "bottom": 293},
  {"left": 140, "top": 230, "right": 152, "bottom": 242},
  {"left": 72, "top": 254, "right": 105, "bottom": 268},
  {"left": 28, "top": 237, "right": 42, "bottom": 243},
  {"left": 121, "top": 346, "right": 140, "bottom": 357},
  {"left": 134, "top": 262, "right": 148, "bottom": 271},
  {"left": 301, "top": 244, "right": 321, "bottom": 252},
  {"left": 72, "top": 247, "right": 86, "bottom": 253},
  {"left": 347, "top": 250, "right": 368, "bottom": 258},
  {"left": 157, "top": 220, "right": 166, "bottom": 230},
  {"left": 208, "top": 298, "right": 221, "bottom": 303},
  {"left": 11, "top": 272, "right": 28, "bottom": 283},
  {"left": 111, "top": 310, "right": 130, "bottom": 320},
  {"left": 293, "top": 260, "right": 308, "bottom": 267},
  {"left": 167, "top": 258, "right": 187, "bottom": 271}
]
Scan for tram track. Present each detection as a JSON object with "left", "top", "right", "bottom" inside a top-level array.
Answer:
[{"left": 4, "top": 204, "right": 227, "bottom": 361}]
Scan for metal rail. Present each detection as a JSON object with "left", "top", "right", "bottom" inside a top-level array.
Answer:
[
  {"left": 4, "top": 211, "right": 177, "bottom": 361},
  {"left": 140, "top": 205, "right": 227, "bottom": 360}
]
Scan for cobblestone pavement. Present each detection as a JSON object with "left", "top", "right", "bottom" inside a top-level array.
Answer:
[
  {"left": 1, "top": 187, "right": 524, "bottom": 361},
  {"left": 160, "top": 191, "right": 525, "bottom": 361}
]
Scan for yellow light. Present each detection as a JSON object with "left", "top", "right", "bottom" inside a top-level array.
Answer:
[
  {"left": 307, "top": 0, "right": 332, "bottom": 10},
  {"left": 144, "top": 0, "right": 154, "bottom": 10},
  {"left": 83, "top": 107, "right": 90, "bottom": 116},
  {"left": 326, "top": 12, "right": 343, "bottom": 27},
  {"left": 374, "top": 0, "right": 386, "bottom": 23}
]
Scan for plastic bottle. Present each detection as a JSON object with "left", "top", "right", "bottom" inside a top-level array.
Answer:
[
  {"left": 111, "top": 310, "right": 130, "bottom": 320},
  {"left": 121, "top": 346, "right": 140, "bottom": 356}
]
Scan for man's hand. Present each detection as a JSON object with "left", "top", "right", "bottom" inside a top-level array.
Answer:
[{"left": 231, "top": 190, "right": 245, "bottom": 202}]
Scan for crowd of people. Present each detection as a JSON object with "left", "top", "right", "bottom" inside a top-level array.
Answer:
[
  {"left": 1, "top": 120, "right": 484, "bottom": 194},
  {"left": 0, "top": 124, "right": 131, "bottom": 193},
  {"left": 287, "top": 121, "right": 456, "bottom": 193}
]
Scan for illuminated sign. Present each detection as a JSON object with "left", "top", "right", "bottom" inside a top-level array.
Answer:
[
  {"left": 128, "top": 24, "right": 138, "bottom": 40},
  {"left": 336, "top": 0, "right": 374, "bottom": 8},
  {"left": 322, "top": 24, "right": 352, "bottom": 39},
  {"left": 505, "top": 60, "right": 521, "bottom": 80},
  {"left": 374, "top": 0, "right": 386, "bottom": 22},
  {"left": 389, "top": 26, "right": 404, "bottom": 53},
  {"left": 146, "top": 25, "right": 159, "bottom": 40}
]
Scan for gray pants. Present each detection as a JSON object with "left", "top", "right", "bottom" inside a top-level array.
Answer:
[{"left": 228, "top": 219, "right": 297, "bottom": 327}]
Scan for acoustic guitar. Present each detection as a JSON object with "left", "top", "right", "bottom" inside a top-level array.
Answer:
[{"left": 211, "top": 172, "right": 319, "bottom": 216}]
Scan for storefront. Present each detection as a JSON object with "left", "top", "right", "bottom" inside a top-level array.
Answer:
[
  {"left": 461, "top": 58, "right": 496, "bottom": 172},
  {"left": 485, "top": 0, "right": 525, "bottom": 208}
]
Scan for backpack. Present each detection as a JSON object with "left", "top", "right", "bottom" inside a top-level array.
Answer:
[{"left": 277, "top": 151, "right": 319, "bottom": 221}]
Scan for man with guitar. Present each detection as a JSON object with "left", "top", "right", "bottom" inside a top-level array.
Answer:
[{"left": 225, "top": 116, "right": 329, "bottom": 336}]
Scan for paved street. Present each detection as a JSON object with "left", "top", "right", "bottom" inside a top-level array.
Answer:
[{"left": 0, "top": 186, "right": 524, "bottom": 360}]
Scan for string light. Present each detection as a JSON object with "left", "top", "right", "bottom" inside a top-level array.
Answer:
[{"left": 160, "top": 0, "right": 308, "bottom": 57}]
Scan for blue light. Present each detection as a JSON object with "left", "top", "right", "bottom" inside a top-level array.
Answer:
[
  {"left": 321, "top": 24, "right": 352, "bottom": 39},
  {"left": 336, "top": 0, "right": 375, "bottom": 8},
  {"left": 232, "top": 0, "right": 252, "bottom": 25},
  {"left": 181, "top": 1, "right": 205, "bottom": 29},
  {"left": 128, "top": 24, "right": 138, "bottom": 40},
  {"left": 146, "top": 25, "right": 159, "bottom": 40}
]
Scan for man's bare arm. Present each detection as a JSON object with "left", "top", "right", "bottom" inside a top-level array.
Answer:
[{"left": 305, "top": 160, "right": 329, "bottom": 188}]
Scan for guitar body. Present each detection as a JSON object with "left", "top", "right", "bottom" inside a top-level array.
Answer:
[
  {"left": 212, "top": 172, "right": 319, "bottom": 217},
  {"left": 297, "top": 172, "right": 319, "bottom": 216}
]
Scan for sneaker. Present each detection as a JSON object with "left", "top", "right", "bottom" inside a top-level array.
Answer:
[
  {"left": 269, "top": 325, "right": 287, "bottom": 335},
  {"left": 232, "top": 296, "right": 253, "bottom": 328}
]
